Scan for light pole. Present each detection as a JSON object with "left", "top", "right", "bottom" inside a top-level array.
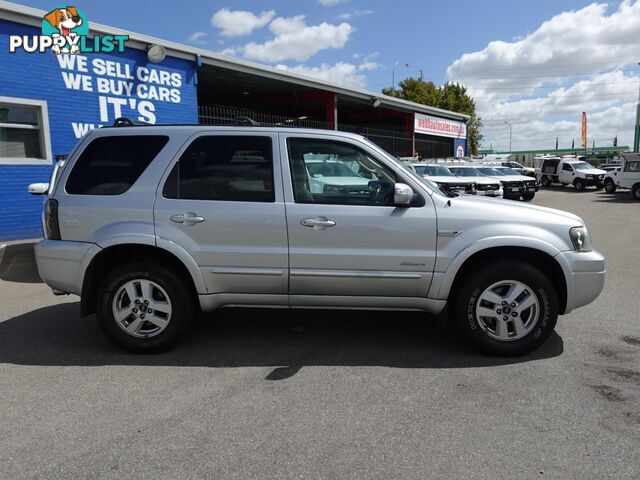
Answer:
[
  {"left": 634, "top": 62, "right": 640, "bottom": 152},
  {"left": 391, "top": 62, "right": 410, "bottom": 91},
  {"left": 504, "top": 121, "right": 512, "bottom": 152}
]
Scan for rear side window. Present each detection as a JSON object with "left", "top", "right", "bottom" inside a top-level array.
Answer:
[
  {"left": 66, "top": 135, "right": 168, "bottom": 195},
  {"left": 163, "top": 136, "right": 274, "bottom": 202}
]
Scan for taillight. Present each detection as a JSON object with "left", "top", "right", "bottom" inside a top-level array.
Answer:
[{"left": 44, "top": 199, "right": 61, "bottom": 240}]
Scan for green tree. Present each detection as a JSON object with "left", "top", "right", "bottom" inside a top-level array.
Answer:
[
  {"left": 382, "top": 77, "right": 440, "bottom": 106},
  {"left": 383, "top": 79, "right": 484, "bottom": 156}
]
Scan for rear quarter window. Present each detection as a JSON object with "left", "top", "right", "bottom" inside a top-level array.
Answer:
[{"left": 65, "top": 135, "right": 169, "bottom": 195}]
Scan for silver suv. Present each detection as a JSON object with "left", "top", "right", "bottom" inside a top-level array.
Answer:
[{"left": 31, "top": 122, "right": 606, "bottom": 356}]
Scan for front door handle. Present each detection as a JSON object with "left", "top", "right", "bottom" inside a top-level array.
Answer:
[
  {"left": 300, "top": 217, "right": 336, "bottom": 230},
  {"left": 170, "top": 212, "right": 205, "bottom": 225}
]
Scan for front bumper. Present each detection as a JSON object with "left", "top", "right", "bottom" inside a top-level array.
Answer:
[
  {"left": 476, "top": 187, "right": 504, "bottom": 198},
  {"left": 584, "top": 176, "right": 605, "bottom": 186},
  {"left": 555, "top": 249, "right": 606, "bottom": 314},
  {"left": 34, "top": 239, "right": 101, "bottom": 295}
]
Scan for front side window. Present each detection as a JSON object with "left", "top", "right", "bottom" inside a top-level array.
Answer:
[
  {"left": 625, "top": 160, "right": 640, "bottom": 173},
  {"left": 66, "top": 135, "right": 168, "bottom": 195},
  {"left": 287, "top": 137, "right": 397, "bottom": 205},
  {"left": 562, "top": 163, "right": 574, "bottom": 172},
  {"left": 0, "top": 100, "right": 49, "bottom": 162},
  {"left": 163, "top": 136, "right": 274, "bottom": 202}
]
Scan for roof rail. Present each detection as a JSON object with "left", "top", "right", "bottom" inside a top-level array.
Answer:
[
  {"left": 234, "top": 116, "right": 260, "bottom": 126},
  {"left": 113, "top": 117, "right": 150, "bottom": 127}
]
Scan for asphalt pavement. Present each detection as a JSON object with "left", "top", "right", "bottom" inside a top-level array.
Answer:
[{"left": 0, "top": 187, "right": 639, "bottom": 479}]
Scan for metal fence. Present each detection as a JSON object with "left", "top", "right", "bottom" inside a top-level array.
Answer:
[{"left": 198, "top": 105, "right": 414, "bottom": 157}]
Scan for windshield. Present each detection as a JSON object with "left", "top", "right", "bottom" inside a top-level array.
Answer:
[
  {"left": 475, "top": 167, "right": 504, "bottom": 176},
  {"left": 414, "top": 165, "right": 453, "bottom": 176},
  {"left": 573, "top": 161, "right": 596, "bottom": 171},
  {"left": 306, "top": 162, "right": 361, "bottom": 177},
  {"left": 449, "top": 167, "right": 482, "bottom": 177}
]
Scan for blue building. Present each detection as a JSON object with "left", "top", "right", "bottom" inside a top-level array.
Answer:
[{"left": 0, "top": 0, "right": 468, "bottom": 241}]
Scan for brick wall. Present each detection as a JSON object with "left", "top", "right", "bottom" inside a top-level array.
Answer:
[{"left": 0, "top": 19, "right": 198, "bottom": 241}]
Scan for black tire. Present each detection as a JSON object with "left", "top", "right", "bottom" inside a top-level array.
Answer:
[
  {"left": 452, "top": 261, "right": 558, "bottom": 356},
  {"left": 633, "top": 183, "right": 640, "bottom": 201},
  {"left": 604, "top": 179, "right": 617, "bottom": 194},
  {"left": 574, "top": 179, "right": 586, "bottom": 191},
  {"left": 521, "top": 192, "right": 535, "bottom": 201},
  {"left": 96, "top": 262, "right": 194, "bottom": 353},
  {"left": 540, "top": 176, "right": 550, "bottom": 187}
]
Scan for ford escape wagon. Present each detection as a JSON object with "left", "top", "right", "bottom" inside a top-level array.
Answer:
[{"left": 30, "top": 121, "right": 606, "bottom": 356}]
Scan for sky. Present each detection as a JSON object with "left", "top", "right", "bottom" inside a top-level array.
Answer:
[{"left": 14, "top": 0, "right": 640, "bottom": 151}]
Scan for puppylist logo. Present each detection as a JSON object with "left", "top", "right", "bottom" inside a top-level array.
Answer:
[{"left": 9, "top": 5, "right": 129, "bottom": 55}]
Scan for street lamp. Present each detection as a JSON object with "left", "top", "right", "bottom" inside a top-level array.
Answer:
[
  {"left": 391, "top": 62, "right": 410, "bottom": 91},
  {"left": 504, "top": 121, "right": 512, "bottom": 152},
  {"left": 634, "top": 62, "right": 640, "bottom": 152}
]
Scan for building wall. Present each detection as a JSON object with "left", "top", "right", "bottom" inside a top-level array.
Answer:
[{"left": 0, "top": 19, "right": 198, "bottom": 240}]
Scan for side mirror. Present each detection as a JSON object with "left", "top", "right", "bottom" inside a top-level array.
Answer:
[
  {"left": 28, "top": 183, "right": 49, "bottom": 195},
  {"left": 393, "top": 183, "right": 414, "bottom": 207}
]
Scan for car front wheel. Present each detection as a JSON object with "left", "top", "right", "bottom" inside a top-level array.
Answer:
[
  {"left": 96, "top": 262, "right": 194, "bottom": 353},
  {"left": 604, "top": 179, "right": 617, "bottom": 193},
  {"left": 574, "top": 179, "right": 586, "bottom": 191},
  {"left": 633, "top": 183, "right": 640, "bottom": 201},
  {"left": 521, "top": 192, "right": 535, "bottom": 201},
  {"left": 453, "top": 261, "right": 558, "bottom": 356}
]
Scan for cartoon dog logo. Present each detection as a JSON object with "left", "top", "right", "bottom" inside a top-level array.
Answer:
[{"left": 43, "top": 6, "right": 83, "bottom": 54}]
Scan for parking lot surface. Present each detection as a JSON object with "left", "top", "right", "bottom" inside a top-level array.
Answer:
[{"left": 0, "top": 188, "right": 639, "bottom": 479}]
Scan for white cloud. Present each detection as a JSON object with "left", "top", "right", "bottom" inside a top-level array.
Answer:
[
  {"left": 275, "top": 61, "right": 381, "bottom": 88},
  {"left": 337, "top": 9, "right": 373, "bottom": 20},
  {"left": 211, "top": 8, "right": 276, "bottom": 37},
  {"left": 448, "top": 1, "right": 640, "bottom": 93},
  {"left": 218, "top": 47, "right": 239, "bottom": 57},
  {"left": 242, "top": 16, "right": 353, "bottom": 62},
  {"left": 318, "top": 0, "right": 344, "bottom": 5},
  {"left": 446, "top": 1, "right": 640, "bottom": 151},
  {"left": 187, "top": 31, "right": 207, "bottom": 45}
]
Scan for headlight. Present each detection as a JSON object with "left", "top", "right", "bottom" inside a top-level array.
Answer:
[{"left": 569, "top": 226, "right": 592, "bottom": 252}]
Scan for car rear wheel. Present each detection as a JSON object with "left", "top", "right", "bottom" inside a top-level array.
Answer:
[
  {"left": 540, "top": 176, "right": 550, "bottom": 187},
  {"left": 96, "top": 262, "right": 194, "bottom": 353},
  {"left": 633, "top": 183, "right": 640, "bottom": 201},
  {"left": 604, "top": 179, "right": 617, "bottom": 193},
  {"left": 452, "top": 261, "right": 558, "bottom": 356},
  {"left": 574, "top": 179, "right": 586, "bottom": 191}
]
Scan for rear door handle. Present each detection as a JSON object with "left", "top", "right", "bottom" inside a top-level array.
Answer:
[
  {"left": 300, "top": 217, "right": 336, "bottom": 229},
  {"left": 170, "top": 212, "right": 205, "bottom": 225}
]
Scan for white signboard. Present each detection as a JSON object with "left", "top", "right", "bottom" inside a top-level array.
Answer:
[{"left": 414, "top": 113, "right": 466, "bottom": 139}]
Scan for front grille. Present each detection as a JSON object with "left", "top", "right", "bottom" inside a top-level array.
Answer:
[{"left": 477, "top": 184, "right": 500, "bottom": 191}]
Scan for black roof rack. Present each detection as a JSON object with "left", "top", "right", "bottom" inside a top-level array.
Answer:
[
  {"left": 112, "top": 117, "right": 151, "bottom": 127},
  {"left": 234, "top": 116, "right": 260, "bottom": 126}
]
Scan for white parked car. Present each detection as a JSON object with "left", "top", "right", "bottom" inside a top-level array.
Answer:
[
  {"left": 536, "top": 156, "right": 606, "bottom": 191},
  {"left": 472, "top": 165, "right": 538, "bottom": 201},
  {"left": 448, "top": 165, "right": 504, "bottom": 198},
  {"left": 411, "top": 164, "right": 476, "bottom": 196},
  {"left": 603, "top": 154, "right": 640, "bottom": 199}
]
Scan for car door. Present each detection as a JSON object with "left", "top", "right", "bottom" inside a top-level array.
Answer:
[
  {"left": 559, "top": 163, "right": 574, "bottom": 183},
  {"left": 280, "top": 133, "right": 437, "bottom": 299},
  {"left": 154, "top": 132, "right": 288, "bottom": 295}
]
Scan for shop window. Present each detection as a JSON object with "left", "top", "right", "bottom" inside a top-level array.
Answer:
[{"left": 0, "top": 97, "right": 52, "bottom": 164}]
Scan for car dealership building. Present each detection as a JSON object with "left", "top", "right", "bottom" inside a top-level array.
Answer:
[{"left": 0, "top": 0, "right": 469, "bottom": 241}]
